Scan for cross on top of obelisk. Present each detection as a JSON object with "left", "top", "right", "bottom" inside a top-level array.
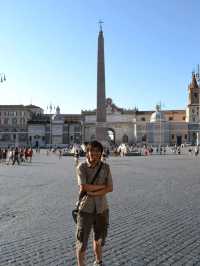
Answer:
[{"left": 98, "top": 20, "right": 104, "bottom": 31}]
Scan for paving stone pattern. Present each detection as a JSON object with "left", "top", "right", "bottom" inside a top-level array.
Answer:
[{"left": 1, "top": 152, "right": 200, "bottom": 265}]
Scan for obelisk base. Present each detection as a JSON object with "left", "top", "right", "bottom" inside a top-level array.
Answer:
[{"left": 96, "top": 123, "right": 110, "bottom": 149}]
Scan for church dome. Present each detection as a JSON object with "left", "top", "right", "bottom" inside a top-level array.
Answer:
[{"left": 150, "top": 105, "right": 165, "bottom": 122}]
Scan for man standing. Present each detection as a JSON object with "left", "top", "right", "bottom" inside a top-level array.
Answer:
[{"left": 76, "top": 141, "right": 113, "bottom": 266}]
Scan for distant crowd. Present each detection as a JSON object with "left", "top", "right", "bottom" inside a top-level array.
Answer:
[
  {"left": 110, "top": 143, "right": 200, "bottom": 157},
  {"left": 58, "top": 142, "right": 200, "bottom": 158},
  {"left": 0, "top": 143, "right": 199, "bottom": 166},
  {"left": 0, "top": 147, "right": 33, "bottom": 165}
]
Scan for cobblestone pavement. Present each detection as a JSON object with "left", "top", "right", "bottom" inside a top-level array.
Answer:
[{"left": 1, "top": 152, "right": 200, "bottom": 265}]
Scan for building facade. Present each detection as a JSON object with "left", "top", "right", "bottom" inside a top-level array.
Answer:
[
  {"left": 0, "top": 105, "right": 43, "bottom": 147},
  {"left": 82, "top": 97, "right": 188, "bottom": 146},
  {"left": 0, "top": 75, "right": 199, "bottom": 148},
  {"left": 27, "top": 106, "right": 82, "bottom": 147}
]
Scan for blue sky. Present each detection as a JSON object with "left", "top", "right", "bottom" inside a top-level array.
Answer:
[{"left": 0, "top": 0, "right": 200, "bottom": 113}]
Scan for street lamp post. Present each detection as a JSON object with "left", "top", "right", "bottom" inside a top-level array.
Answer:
[
  {"left": 160, "top": 107, "right": 162, "bottom": 150},
  {"left": 195, "top": 66, "right": 200, "bottom": 146},
  {"left": 80, "top": 120, "right": 84, "bottom": 144},
  {"left": 50, "top": 114, "right": 56, "bottom": 146},
  {"left": 46, "top": 103, "right": 56, "bottom": 147}
]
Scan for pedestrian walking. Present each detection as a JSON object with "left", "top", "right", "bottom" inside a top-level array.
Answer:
[
  {"left": 156, "top": 147, "right": 159, "bottom": 154},
  {"left": 177, "top": 146, "right": 181, "bottom": 155},
  {"left": 12, "top": 147, "right": 20, "bottom": 165},
  {"left": 6, "top": 148, "right": 13, "bottom": 165},
  {"left": 20, "top": 148, "right": 25, "bottom": 162},
  {"left": 58, "top": 149, "right": 62, "bottom": 159},
  {"left": 2, "top": 149, "right": 7, "bottom": 162},
  {"left": 74, "top": 149, "right": 80, "bottom": 166},
  {"left": 28, "top": 148, "right": 33, "bottom": 162},
  {"left": 24, "top": 148, "right": 29, "bottom": 161},
  {"left": 188, "top": 148, "right": 193, "bottom": 155},
  {"left": 75, "top": 141, "right": 113, "bottom": 266},
  {"left": 0, "top": 148, "right": 2, "bottom": 163},
  {"left": 194, "top": 146, "right": 199, "bottom": 156}
]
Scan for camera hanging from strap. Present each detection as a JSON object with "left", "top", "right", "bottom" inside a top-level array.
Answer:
[{"left": 72, "top": 162, "right": 103, "bottom": 223}]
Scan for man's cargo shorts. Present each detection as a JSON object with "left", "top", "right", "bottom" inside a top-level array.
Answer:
[{"left": 76, "top": 209, "right": 109, "bottom": 251}]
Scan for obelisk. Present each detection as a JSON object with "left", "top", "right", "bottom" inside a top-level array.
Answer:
[{"left": 96, "top": 21, "right": 108, "bottom": 144}]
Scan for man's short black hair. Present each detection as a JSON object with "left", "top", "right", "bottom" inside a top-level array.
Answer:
[{"left": 86, "top": 140, "right": 103, "bottom": 154}]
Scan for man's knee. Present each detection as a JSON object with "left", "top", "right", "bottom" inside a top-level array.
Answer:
[
  {"left": 76, "top": 248, "right": 86, "bottom": 256},
  {"left": 76, "top": 228, "right": 88, "bottom": 252},
  {"left": 76, "top": 242, "right": 87, "bottom": 253},
  {"left": 93, "top": 239, "right": 103, "bottom": 249}
]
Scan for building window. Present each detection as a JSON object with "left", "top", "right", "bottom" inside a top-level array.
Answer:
[
  {"left": 90, "top": 135, "right": 95, "bottom": 141},
  {"left": 4, "top": 118, "right": 9, "bottom": 125},
  {"left": 122, "top": 134, "right": 128, "bottom": 143},
  {"left": 169, "top": 117, "right": 173, "bottom": 121},
  {"left": 74, "top": 126, "right": 80, "bottom": 132},
  {"left": 19, "top": 134, "right": 27, "bottom": 141},
  {"left": 185, "top": 134, "right": 187, "bottom": 139},
  {"left": 142, "top": 135, "right": 146, "bottom": 142},
  {"left": 34, "top": 135, "right": 40, "bottom": 139},
  {"left": 171, "top": 134, "right": 174, "bottom": 140},
  {"left": 192, "top": 109, "right": 195, "bottom": 113},
  {"left": 182, "top": 116, "right": 185, "bottom": 120},
  {"left": 3, "top": 134, "right": 10, "bottom": 141},
  {"left": 141, "top": 117, "right": 146, "bottom": 121},
  {"left": 12, "top": 118, "right": 17, "bottom": 125},
  {"left": 194, "top": 93, "right": 198, "bottom": 98}
]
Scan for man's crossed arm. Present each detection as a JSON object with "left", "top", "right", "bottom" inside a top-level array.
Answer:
[{"left": 80, "top": 183, "right": 113, "bottom": 197}]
